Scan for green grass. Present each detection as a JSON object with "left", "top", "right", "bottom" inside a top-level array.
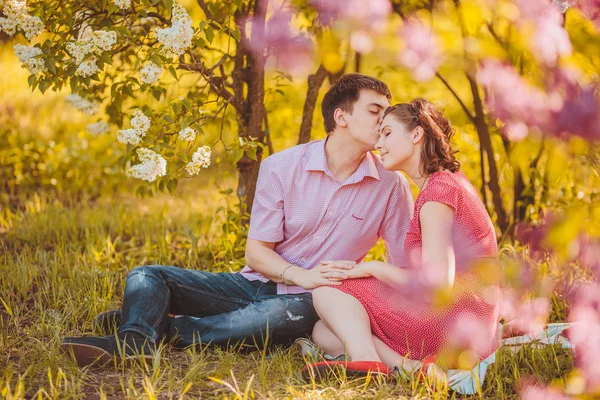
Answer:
[{"left": 0, "top": 189, "right": 577, "bottom": 399}]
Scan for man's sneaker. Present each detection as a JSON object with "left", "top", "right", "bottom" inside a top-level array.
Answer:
[
  {"left": 92, "top": 310, "right": 122, "bottom": 334},
  {"left": 60, "top": 332, "right": 155, "bottom": 367}
]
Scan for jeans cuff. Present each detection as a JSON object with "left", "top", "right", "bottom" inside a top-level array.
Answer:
[{"left": 119, "top": 326, "right": 158, "bottom": 344}]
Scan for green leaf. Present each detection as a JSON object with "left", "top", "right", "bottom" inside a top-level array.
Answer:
[
  {"left": 205, "top": 27, "right": 214, "bottom": 44},
  {"left": 162, "top": 114, "right": 174, "bottom": 123},
  {"left": 152, "top": 88, "right": 162, "bottom": 101},
  {"left": 168, "top": 65, "right": 177, "bottom": 80},
  {"left": 167, "top": 179, "right": 179, "bottom": 195},
  {"left": 28, "top": 74, "right": 36, "bottom": 87},
  {"left": 162, "top": 0, "right": 173, "bottom": 9},
  {"left": 247, "top": 147, "right": 258, "bottom": 161},
  {"left": 177, "top": 152, "right": 188, "bottom": 162},
  {"left": 232, "top": 28, "right": 241, "bottom": 42},
  {"left": 231, "top": 148, "right": 244, "bottom": 165}
]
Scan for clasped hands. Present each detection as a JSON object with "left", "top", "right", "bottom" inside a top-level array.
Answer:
[{"left": 298, "top": 260, "right": 379, "bottom": 289}]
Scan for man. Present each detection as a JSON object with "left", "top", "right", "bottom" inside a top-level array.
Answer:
[{"left": 60, "top": 73, "right": 414, "bottom": 366}]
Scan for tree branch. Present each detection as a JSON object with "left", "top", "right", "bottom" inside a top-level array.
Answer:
[
  {"left": 435, "top": 72, "right": 475, "bottom": 124},
  {"left": 178, "top": 60, "right": 240, "bottom": 110}
]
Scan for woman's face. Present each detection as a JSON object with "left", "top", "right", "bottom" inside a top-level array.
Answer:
[{"left": 375, "top": 115, "right": 418, "bottom": 171}]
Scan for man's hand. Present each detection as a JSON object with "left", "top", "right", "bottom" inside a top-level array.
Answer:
[{"left": 287, "top": 261, "right": 355, "bottom": 290}]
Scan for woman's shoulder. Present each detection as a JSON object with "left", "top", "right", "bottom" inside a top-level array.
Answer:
[{"left": 418, "top": 170, "right": 473, "bottom": 206}]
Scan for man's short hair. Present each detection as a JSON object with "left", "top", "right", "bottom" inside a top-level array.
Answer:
[{"left": 321, "top": 73, "right": 392, "bottom": 134}]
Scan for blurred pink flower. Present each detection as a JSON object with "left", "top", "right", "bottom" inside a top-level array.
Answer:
[
  {"left": 568, "top": 283, "right": 600, "bottom": 391},
  {"left": 552, "top": 0, "right": 577, "bottom": 13},
  {"left": 246, "top": 9, "right": 314, "bottom": 74},
  {"left": 477, "top": 60, "right": 550, "bottom": 140},
  {"left": 549, "top": 69, "right": 600, "bottom": 141},
  {"left": 575, "top": 235, "right": 600, "bottom": 277},
  {"left": 310, "top": 0, "right": 391, "bottom": 53},
  {"left": 478, "top": 62, "right": 600, "bottom": 141},
  {"left": 448, "top": 311, "right": 495, "bottom": 357},
  {"left": 577, "top": 0, "right": 600, "bottom": 29},
  {"left": 499, "top": 295, "right": 550, "bottom": 335},
  {"left": 311, "top": 0, "right": 391, "bottom": 28},
  {"left": 397, "top": 20, "right": 445, "bottom": 82},
  {"left": 520, "top": 383, "right": 569, "bottom": 400},
  {"left": 514, "top": 0, "right": 572, "bottom": 65}
]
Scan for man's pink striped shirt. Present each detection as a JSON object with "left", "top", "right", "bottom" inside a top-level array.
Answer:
[{"left": 241, "top": 139, "right": 414, "bottom": 294}]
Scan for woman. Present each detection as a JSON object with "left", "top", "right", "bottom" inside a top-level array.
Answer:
[{"left": 303, "top": 99, "right": 499, "bottom": 380}]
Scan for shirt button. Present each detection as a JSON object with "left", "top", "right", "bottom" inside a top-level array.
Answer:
[
  {"left": 315, "top": 235, "right": 321, "bottom": 240},
  {"left": 327, "top": 211, "right": 333, "bottom": 216}
]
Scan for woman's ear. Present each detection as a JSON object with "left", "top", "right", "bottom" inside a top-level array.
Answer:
[
  {"left": 334, "top": 108, "right": 348, "bottom": 128},
  {"left": 412, "top": 126, "right": 425, "bottom": 144}
]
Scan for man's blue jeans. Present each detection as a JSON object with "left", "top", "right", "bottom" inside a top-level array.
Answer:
[{"left": 118, "top": 265, "right": 319, "bottom": 349}]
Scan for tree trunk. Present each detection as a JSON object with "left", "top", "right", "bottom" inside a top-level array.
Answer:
[
  {"left": 235, "top": 0, "right": 267, "bottom": 216},
  {"left": 298, "top": 64, "right": 328, "bottom": 145},
  {"left": 467, "top": 74, "right": 508, "bottom": 235}
]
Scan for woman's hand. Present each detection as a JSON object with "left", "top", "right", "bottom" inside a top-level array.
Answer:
[
  {"left": 289, "top": 261, "right": 355, "bottom": 289},
  {"left": 319, "top": 260, "right": 380, "bottom": 280}
]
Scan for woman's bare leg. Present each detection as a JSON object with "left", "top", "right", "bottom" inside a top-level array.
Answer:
[
  {"left": 312, "top": 286, "right": 381, "bottom": 362},
  {"left": 312, "top": 317, "right": 423, "bottom": 372},
  {"left": 312, "top": 320, "right": 345, "bottom": 356}
]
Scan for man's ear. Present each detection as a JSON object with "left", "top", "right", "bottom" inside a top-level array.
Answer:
[
  {"left": 334, "top": 108, "right": 348, "bottom": 128},
  {"left": 412, "top": 126, "right": 425, "bottom": 144}
]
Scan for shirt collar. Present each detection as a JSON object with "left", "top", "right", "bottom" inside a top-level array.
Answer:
[{"left": 305, "top": 138, "right": 380, "bottom": 183}]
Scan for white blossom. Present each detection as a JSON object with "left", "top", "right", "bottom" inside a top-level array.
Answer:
[
  {"left": 65, "top": 94, "right": 98, "bottom": 115},
  {"left": 117, "top": 109, "right": 151, "bottom": 145},
  {"left": 185, "top": 145, "right": 211, "bottom": 175},
  {"left": 13, "top": 43, "right": 45, "bottom": 74},
  {"left": 178, "top": 127, "right": 196, "bottom": 142},
  {"left": 126, "top": 148, "right": 167, "bottom": 182},
  {"left": 86, "top": 121, "right": 110, "bottom": 135},
  {"left": 76, "top": 58, "right": 100, "bottom": 77},
  {"left": 113, "top": 0, "right": 131, "bottom": 10},
  {"left": 0, "top": 0, "right": 44, "bottom": 40},
  {"left": 130, "top": 109, "right": 151, "bottom": 133},
  {"left": 140, "top": 61, "right": 163, "bottom": 85},
  {"left": 117, "top": 128, "right": 142, "bottom": 146},
  {"left": 155, "top": 3, "right": 194, "bottom": 57},
  {"left": 67, "top": 30, "right": 116, "bottom": 69}
]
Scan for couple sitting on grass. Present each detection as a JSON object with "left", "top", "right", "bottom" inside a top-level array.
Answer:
[{"left": 61, "top": 73, "right": 499, "bottom": 383}]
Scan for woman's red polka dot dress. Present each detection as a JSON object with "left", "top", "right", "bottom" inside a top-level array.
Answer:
[{"left": 333, "top": 170, "right": 500, "bottom": 361}]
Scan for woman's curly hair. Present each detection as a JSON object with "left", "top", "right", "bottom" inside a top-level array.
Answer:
[{"left": 383, "top": 98, "right": 460, "bottom": 175}]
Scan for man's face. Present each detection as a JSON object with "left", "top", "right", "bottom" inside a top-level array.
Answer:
[{"left": 343, "top": 89, "right": 390, "bottom": 149}]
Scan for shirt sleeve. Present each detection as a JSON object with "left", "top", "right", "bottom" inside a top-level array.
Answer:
[
  {"left": 378, "top": 172, "right": 414, "bottom": 267},
  {"left": 247, "top": 156, "right": 285, "bottom": 243}
]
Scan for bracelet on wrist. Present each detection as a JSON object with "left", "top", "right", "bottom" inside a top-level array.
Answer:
[{"left": 280, "top": 264, "right": 295, "bottom": 286}]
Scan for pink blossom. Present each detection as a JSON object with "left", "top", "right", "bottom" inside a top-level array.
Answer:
[
  {"left": 514, "top": 0, "right": 572, "bottom": 65},
  {"left": 311, "top": 0, "right": 391, "bottom": 28},
  {"left": 397, "top": 20, "right": 445, "bottom": 82},
  {"left": 246, "top": 9, "right": 314, "bottom": 74},
  {"left": 310, "top": 0, "right": 391, "bottom": 52},
  {"left": 500, "top": 295, "right": 550, "bottom": 335},
  {"left": 477, "top": 60, "right": 550, "bottom": 140},
  {"left": 520, "top": 384, "right": 569, "bottom": 400},
  {"left": 447, "top": 312, "right": 495, "bottom": 357},
  {"left": 567, "top": 283, "right": 600, "bottom": 391},
  {"left": 548, "top": 69, "right": 600, "bottom": 141},
  {"left": 577, "top": 0, "right": 600, "bottom": 29}
]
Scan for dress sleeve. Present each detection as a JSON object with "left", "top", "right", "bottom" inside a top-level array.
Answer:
[{"left": 419, "top": 179, "right": 462, "bottom": 213}]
